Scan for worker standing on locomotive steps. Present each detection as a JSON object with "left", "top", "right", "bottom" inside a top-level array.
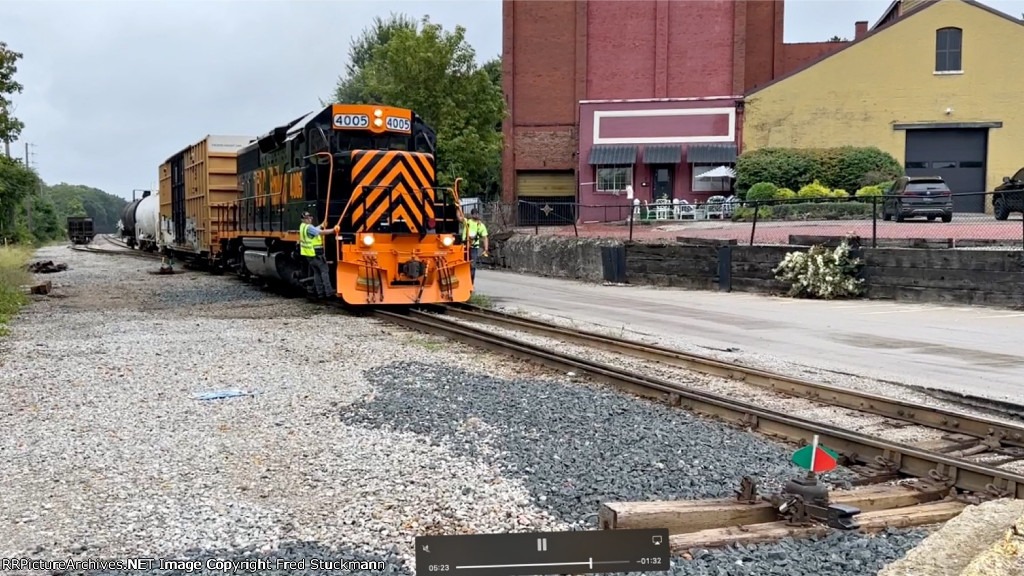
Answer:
[
  {"left": 299, "top": 211, "right": 338, "bottom": 300},
  {"left": 457, "top": 207, "right": 489, "bottom": 283}
]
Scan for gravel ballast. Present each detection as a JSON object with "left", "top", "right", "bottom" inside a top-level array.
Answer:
[
  {"left": 0, "top": 244, "right": 930, "bottom": 575},
  {"left": 342, "top": 361, "right": 856, "bottom": 526}
]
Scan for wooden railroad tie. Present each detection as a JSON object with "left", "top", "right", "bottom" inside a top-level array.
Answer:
[
  {"left": 21, "top": 280, "right": 51, "bottom": 295},
  {"left": 599, "top": 484, "right": 966, "bottom": 552}
]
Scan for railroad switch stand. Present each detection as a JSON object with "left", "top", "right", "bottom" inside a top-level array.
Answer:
[{"left": 772, "top": 471, "right": 861, "bottom": 530}]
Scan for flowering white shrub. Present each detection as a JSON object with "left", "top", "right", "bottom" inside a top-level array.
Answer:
[{"left": 773, "top": 237, "right": 865, "bottom": 299}]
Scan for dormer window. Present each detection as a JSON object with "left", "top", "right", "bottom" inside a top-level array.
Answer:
[{"left": 935, "top": 27, "right": 962, "bottom": 73}]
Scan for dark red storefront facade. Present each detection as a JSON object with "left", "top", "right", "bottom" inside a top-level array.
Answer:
[
  {"left": 502, "top": 0, "right": 868, "bottom": 224},
  {"left": 577, "top": 97, "right": 740, "bottom": 223}
]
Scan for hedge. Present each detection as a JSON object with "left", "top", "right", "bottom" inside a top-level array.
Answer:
[
  {"left": 735, "top": 146, "right": 903, "bottom": 197},
  {"left": 732, "top": 201, "right": 874, "bottom": 222}
]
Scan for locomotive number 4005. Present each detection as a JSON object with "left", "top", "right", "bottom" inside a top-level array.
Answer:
[
  {"left": 386, "top": 116, "right": 411, "bottom": 132},
  {"left": 333, "top": 114, "right": 369, "bottom": 128}
]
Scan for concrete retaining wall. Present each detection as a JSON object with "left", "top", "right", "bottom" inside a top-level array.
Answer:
[
  {"left": 491, "top": 233, "right": 1024, "bottom": 309},
  {"left": 494, "top": 233, "right": 622, "bottom": 283}
]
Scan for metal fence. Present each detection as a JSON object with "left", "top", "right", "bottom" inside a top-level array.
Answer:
[{"left": 484, "top": 192, "right": 1024, "bottom": 250}]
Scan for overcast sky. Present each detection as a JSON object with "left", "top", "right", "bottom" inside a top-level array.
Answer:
[{"left": 3, "top": 0, "right": 1022, "bottom": 200}]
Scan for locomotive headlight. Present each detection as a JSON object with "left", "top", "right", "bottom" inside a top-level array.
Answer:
[
  {"left": 362, "top": 234, "right": 375, "bottom": 246},
  {"left": 374, "top": 118, "right": 383, "bottom": 127},
  {"left": 374, "top": 108, "right": 383, "bottom": 117},
  {"left": 441, "top": 235, "right": 454, "bottom": 247}
]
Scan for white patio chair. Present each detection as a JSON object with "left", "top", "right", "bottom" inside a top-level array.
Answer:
[
  {"left": 722, "top": 195, "right": 739, "bottom": 217},
  {"left": 673, "top": 199, "right": 695, "bottom": 220},
  {"left": 655, "top": 198, "right": 671, "bottom": 220},
  {"left": 706, "top": 195, "right": 726, "bottom": 219}
]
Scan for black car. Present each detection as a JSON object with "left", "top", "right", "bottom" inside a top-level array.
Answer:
[
  {"left": 881, "top": 176, "right": 953, "bottom": 222},
  {"left": 993, "top": 167, "right": 1024, "bottom": 220}
]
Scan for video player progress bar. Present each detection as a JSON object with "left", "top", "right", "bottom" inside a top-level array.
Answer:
[{"left": 456, "top": 560, "right": 631, "bottom": 570}]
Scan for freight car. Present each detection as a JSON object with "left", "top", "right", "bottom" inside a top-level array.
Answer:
[
  {"left": 160, "top": 103, "right": 473, "bottom": 306},
  {"left": 133, "top": 191, "right": 161, "bottom": 252},
  {"left": 115, "top": 190, "right": 162, "bottom": 251},
  {"left": 67, "top": 216, "right": 95, "bottom": 245},
  {"left": 158, "top": 135, "right": 253, "bottom": 261}
]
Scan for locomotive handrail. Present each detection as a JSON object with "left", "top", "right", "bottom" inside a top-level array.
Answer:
[
  {"left": 452, "top": 178, "right": 468, "bottom": 260},
  {"left": 335, "top": 184, "right": 394, "bottom": 235}
]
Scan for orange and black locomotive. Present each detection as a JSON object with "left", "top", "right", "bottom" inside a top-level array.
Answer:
[{"left": 157, "top": 104, "right": 473, "bottom": 305}]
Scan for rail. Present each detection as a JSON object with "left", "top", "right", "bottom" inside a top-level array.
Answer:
[
  {"left": 375, "top": 307, "right": 1024, "bottom": 500},
  {"left": 442, "top": 304, "right": 1024, "bottom": 449}
]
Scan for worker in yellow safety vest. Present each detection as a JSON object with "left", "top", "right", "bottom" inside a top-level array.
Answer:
[
  {"left": 299, "top": 211, "right": 338, "bottom": 300},
  {"left": 457, "top": 207, "right": 489, "bottom": 283}
]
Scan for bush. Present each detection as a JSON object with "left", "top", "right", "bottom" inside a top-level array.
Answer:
[
  {"left": 775, "top": 188, "right": 796, "bottom": 200},
  {"left": 797, "top": 180, "right": 831, "bottom": 202},
  {"left": 0, "top": 246, "right": 32, "bottom": 336},
  {"left": 770, "top": 202, "right": 872, "bottom": 220},
  {"left": 855, "top": 185, "right": 882, "bottom": 197},
  {"left": 731, "top": 206, "right": 773, "bottom": 221},
  {"left": 735, "top": 146, "right": 903, "bottom": 195},
  {"left": 831, "top": 189, "right": 849, "bottom": 200},
  {"left": 838, "top": 148, "right": 902, "bottom": 191},
  {"left": 746, "top": 182, "right": 778, "bottom": 202},
  {"left": 773, "top": 237, "right": 865, "bottom": 299}
]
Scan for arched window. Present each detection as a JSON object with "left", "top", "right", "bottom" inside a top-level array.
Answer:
[{"left": 935, "top": 27, "right": 962, "bottom": 72}]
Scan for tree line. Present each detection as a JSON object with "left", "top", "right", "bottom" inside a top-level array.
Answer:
[{"left": 1, "top": 12, "right": 504, "bottom": 245}]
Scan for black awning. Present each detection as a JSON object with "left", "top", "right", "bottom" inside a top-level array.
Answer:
[
  {"left": 687, "top": 143, "right": 738, "bottom": 164},
  {"left": 642, "top": 144, "right": 682, "bottom": 164},
  {"left": 588, "top": 144, "right": 637, "bottom": 165}
]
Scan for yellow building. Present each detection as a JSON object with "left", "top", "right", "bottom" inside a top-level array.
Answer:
[{"left": 742, "top": 0, "right": 1023, "bottom": 213}]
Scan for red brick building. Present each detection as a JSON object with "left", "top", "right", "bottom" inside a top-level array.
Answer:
[{"left": 501, "top": 0, "right": 869, "bottom": 223}]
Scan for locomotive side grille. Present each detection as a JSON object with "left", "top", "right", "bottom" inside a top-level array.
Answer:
[{"left": 349, "top": 150, "right": 436, "bottom": 233}]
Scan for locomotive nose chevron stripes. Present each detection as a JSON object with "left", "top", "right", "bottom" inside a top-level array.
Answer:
[{"left": 349, "top": 149, "right": 437, "bottom": 233}]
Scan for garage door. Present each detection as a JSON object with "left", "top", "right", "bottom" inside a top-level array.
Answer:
[
  {"left": 904, "top": 129, "right": 987, "bottom": 213},
  {"left": 516, "top": 171, "right": 576, "bottom": 226}
]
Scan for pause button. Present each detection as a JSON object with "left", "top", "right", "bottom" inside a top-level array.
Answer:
[{"left": 537, "top": 538, "right": 548, "bottom": 551}]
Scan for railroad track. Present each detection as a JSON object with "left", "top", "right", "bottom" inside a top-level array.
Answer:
[
  {"left": 440, "top": 304, "right": 1024, "bottom": 450},
  {"left": 66, "top": 240, "right": 1024, "bottom": 498},
  {"left": 378, "top": 305, "right": 1024, "bottom": 502},
  {"left": 70, "top": 234, "right": 165, "bottom": 261}
]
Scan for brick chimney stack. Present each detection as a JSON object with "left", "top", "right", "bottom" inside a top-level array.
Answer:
[{"left": 855, "top": 21, "right": 868, "bottom": 40}]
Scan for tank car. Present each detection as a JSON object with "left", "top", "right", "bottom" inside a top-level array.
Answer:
[
  {"left": 116, "top": 190, "right": 154, "bottom": 248},
  {"left": 133, "top": 192, "right": 161, "bottom": 252}
]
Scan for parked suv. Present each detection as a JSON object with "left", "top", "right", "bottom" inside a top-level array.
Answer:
[
  {"left": 993, "top": 167, "right": 1024, "bottom": 220},
  {"left": 882, "top": 176, "right": 953, "bottom": 222}
]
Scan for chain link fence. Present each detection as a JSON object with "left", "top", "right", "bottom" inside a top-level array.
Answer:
[{"left": 479, "top": 193, "right": 1024, "bottom": 250}]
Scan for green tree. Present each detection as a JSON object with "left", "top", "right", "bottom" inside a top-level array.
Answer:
[
  {"left": 333, "top": 15, "right": 506, "bottom": 198},
  {"left": 334, "top": 13, "right": 419, "bottom": 104},
  {"left": 0, "top": 155, "right": 38, "bottom": 242},
  {"left": 45, "top": 183, "right": 127, "bottom": 233},
  {"left": 0, "top": 41, "right": 25, "bottom": 144},
  {"left": 65, "top": 197, "right": 88, "bottom": 217}
]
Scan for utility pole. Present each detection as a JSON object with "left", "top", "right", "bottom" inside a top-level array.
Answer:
[{"left": 24, "top": 143, "right": 38, "bottom": 231}]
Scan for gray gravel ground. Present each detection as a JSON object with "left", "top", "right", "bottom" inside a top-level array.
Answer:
[
  {"left": 342, "top": 361, "right": 857, "bottom": 528},
  {"left": 0, "top": 243, "right": 930, "bottom": 576}
]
